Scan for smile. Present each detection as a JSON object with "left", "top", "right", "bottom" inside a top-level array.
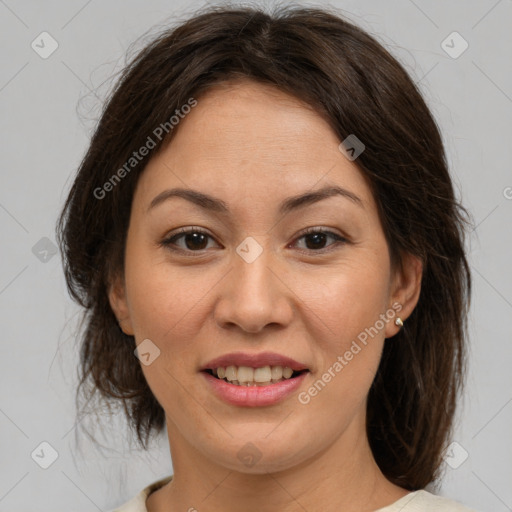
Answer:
[
  {"left": 201, "top": 366, "right": 309, "bottom": 406},
  {"left": 205, "top": 365, "right": 307, "bottom": 386}
]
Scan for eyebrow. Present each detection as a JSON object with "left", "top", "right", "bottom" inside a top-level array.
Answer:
[{"left": 147, "top": 184, "right": 364, "bottom": 215}]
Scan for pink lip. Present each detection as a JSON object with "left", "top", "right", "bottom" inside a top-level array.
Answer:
[
  {"left": 201, "top": 370, "right": 308, "bottom": 407},
  {"left": 200, "top": 351, "right": 309, "bottom": 372}
]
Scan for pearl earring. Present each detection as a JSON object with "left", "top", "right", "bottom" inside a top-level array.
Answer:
[{"left": 395, "top": 317, "right": 404, "bottom": 329}]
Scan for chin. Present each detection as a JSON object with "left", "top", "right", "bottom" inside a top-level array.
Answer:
[{"left": 204, "top": 436, "right": 311, "bottom": 475}]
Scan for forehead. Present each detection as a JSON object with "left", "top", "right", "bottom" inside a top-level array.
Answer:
[
  {"left": 134, "top": 79, "right": 375, "bottom": 216},
  {"left": 178, "top": 79, "right": 337, "bottom": 161}
]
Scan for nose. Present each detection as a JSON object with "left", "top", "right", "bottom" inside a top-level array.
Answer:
[{"left": 214, "top": 243, "right": 294, "bottom": 334}]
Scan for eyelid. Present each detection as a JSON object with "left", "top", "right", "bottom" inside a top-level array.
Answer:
[
  {"left": 290, "top": 227, "right": 348, "bottom": 254},
  {"left": 160, "top": 226, "right": 217, "bottom": 256},
  {"left": 160, "top": 226, "right": 348, "bottom": 255}
]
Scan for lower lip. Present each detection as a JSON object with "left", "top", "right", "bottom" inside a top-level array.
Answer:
[{"left": 201, "top": 371, "right": 308, "bottom": 407}]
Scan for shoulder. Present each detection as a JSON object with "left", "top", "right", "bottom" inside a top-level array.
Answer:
[
  {"left": 106, "top": 475, "right": 173, "bottom": 512},
  {"left": 376, "top": 489, "right": 479, "bottom": 511}
]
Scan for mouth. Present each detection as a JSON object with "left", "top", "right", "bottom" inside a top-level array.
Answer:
[{"left": 202, "top": 366, "right": 309, "bottom": 387}]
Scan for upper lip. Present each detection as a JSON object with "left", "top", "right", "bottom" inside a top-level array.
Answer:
[{"left": 201, "top": 351, "right": 309, "bottom": 371}]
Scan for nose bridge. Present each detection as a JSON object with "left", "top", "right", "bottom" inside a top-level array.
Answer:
[
  {"left": 215, "top": 236, "right": 292, "bottom": 332},
  {"left": 236, "top": 236, "right": 274, "bottom": 295}
]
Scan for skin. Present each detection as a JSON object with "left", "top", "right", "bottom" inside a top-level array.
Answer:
[{"left": 109, "top": 79, "right": 423, "bottom": 512}]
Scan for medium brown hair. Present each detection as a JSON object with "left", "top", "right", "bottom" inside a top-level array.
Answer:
[{"left": 56, "top": 3, "right": 472, "bottom": 490}]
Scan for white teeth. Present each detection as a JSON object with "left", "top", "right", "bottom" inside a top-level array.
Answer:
[
  {"left": 237, "top": 366, "right": 254, "bottom": 383},
  {"left": 212, "top": 365, "right": 298, "bottom": 386},
  {"left": 253, "top": 366, "right": 271, "bottom": 382},
  {"left": 271, "top": 366, "right": 283, "bottom": 380},
  {"left": 282, "top": 367, "right": 293, "bottom": 379},
  {"left": 225, "top": 366, "right": 237, "bottom": 381}
]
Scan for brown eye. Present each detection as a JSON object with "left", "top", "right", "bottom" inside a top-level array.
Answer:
[
  {"left": 292, "top": 228, "right": 347, "bottom": 253},
  {"left": 160, "top": 226, "right": 347, "bottom": 256},
  {"left": 161, "top": 227, "right": 218, "bottom": 253}
]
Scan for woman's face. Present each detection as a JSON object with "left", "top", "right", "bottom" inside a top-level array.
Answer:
[{"left": 110, "top": 79, "right": 421, "bottom": 473}]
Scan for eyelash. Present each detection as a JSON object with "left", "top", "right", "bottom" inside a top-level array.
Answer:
[{"left": 160, "top": 226, "right": 348, "bottom": 256}]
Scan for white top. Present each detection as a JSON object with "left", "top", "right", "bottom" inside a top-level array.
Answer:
[{"left": 108, "top": 475, "right": 479, "bottom": 512}]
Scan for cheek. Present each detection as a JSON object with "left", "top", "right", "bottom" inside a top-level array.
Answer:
[
  {"left": 295, "top": 259, "right": 390, "bottom": 346},
  {"left": 123, "top": 245, "right": 213, "bottom": 413},
  {"left": 293, "top": 259, "right": 390, "bottom": 406},
  {"left": 124, "top": 239, "right": 211, "bottom": 341}
]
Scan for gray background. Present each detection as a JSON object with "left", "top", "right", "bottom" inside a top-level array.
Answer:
[{"left": 0, "top": 1, "right": 511, "bottom": 511}]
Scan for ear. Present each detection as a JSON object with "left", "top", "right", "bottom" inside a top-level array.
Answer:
[
  {"left": 384, "top": 251, "right": 423, "bottom": 339},
  {"left": 107, "top": 273, "right": 135, "bottom": 336}
]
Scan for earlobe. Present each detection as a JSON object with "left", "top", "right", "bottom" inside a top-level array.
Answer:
[
  {"left": 385, "top": 252, "right": 423, "bottom": 339},
  {"left": 107, "top": 276, "right": 134, "bottom": 336}
]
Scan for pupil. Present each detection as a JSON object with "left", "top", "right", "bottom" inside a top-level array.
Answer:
[
  {"left": 306, "top": 233, "right": 326, "bottom": 250},
  {"left": 186, "top": 232, "right": 207, "bottom": 250}
]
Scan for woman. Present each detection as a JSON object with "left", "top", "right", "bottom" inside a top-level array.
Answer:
[{"left": 56, "top": 4, "right": 477, "bottom": 511}]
